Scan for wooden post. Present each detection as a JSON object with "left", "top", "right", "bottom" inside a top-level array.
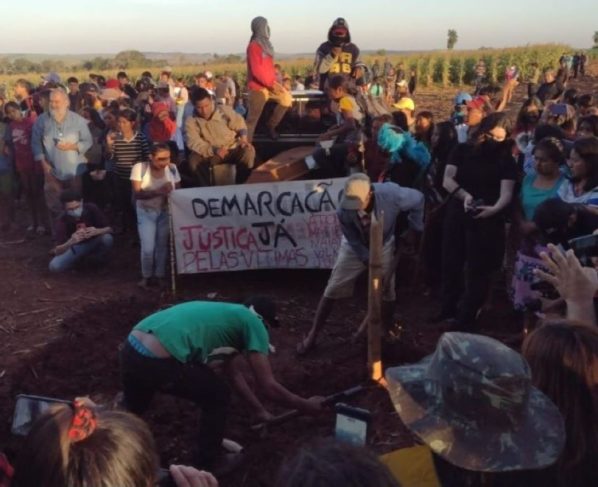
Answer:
[
  {"left": 368, "top": 211, "right": 384, "bottom": 384},
  {"left": 168, "top": 197, "right": 177, "bottom": 297}
]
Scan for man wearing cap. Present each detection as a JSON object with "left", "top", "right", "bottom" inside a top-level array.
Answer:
[
  {"left": 31, "top": 88, "right": 93, "bottom": 229},
  {"left": 184, "top": 88, "right": 255, "bottom": 186},
  {"left": 392, "top": 97, "right": 416, "bottom": 132},
  {"left": 314, "top": 18, "right": 361, "bottom": 91},
  {"left": 297, "top": 173, "right": 424, "bottom": 354},
  {"left": 120, "top": 297, "right": 323, "bottom": 469}
]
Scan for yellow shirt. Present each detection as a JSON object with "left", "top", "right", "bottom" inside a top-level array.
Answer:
[{"left": 380, "top": 445, "right": 441, "bottom": 487}]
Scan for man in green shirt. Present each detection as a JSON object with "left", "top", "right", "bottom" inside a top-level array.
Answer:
[{"left": 120, "top": 297, "right": 322, "bottom": 469}]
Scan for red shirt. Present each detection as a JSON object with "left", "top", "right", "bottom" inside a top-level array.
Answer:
[
  {"left": 246, "top": 40, "right": 275, "bottom": 92},
  {"left": 7, "top": 114, "right": 40, "bottom": 174}
]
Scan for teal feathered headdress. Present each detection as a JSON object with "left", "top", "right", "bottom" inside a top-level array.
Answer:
[{"left": 377, "top": 123, "right": 431, "bottom": 171}]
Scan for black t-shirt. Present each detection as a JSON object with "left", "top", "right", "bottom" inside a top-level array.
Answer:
[
  {"left": 536, "top": 81, "right": 563, "bottom": 103},
  {"left": 448, "top": 141, "right": 517, "bottom": 207}
]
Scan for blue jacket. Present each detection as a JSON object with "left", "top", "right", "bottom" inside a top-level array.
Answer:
[{"left": 338, "top": 182, "right": 424, "bottom": 263}]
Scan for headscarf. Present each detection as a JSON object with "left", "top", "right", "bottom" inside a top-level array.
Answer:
[{"left": 250, "top": 16, "right": 274, "bottom": 58}]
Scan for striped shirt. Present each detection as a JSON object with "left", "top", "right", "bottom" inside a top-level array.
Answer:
[{"left": 110, "top": 132, "right": 151, "bottom": 180}]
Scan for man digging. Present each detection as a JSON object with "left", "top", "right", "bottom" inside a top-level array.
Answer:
[
  {"left": 297, "top": 173, "right": 424, "bottom": 355},
  {"left": 120, "top": 296, "right": 323, "bottom": 472}
]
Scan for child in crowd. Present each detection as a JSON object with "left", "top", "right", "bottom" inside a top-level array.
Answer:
[
  {"left": 3, "top": 102, "right": 44, "bottom": 235},
  {"left": 0, "top": 109, "right": 14, "bottom": 232}
]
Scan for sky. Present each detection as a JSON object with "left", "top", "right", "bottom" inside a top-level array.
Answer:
[{"left": 0, "top": 0, "right": 594, "bottom": 55}]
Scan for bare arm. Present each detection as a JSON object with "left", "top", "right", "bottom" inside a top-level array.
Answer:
[
  {"left": 248, "top": 352, "right": 319, "bottom": 412},
  {"left": 443, "top": 164, "right": 473, "bottom": 209},
  {"left": 225, "top": 356, "right": 272, "bottom": 421},
  {"left": 474, "top": 179, "right": 515, "bottom": 219}
]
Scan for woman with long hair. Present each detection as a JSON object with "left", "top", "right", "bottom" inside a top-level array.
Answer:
[
  {"left": 130, "top": 142, "right": 181, "bottom": 288},
  {"left": 420, "top": 121, "right": 459, "bottom": 294},
  {"left": 557, "top": 136, "right": 598, "bottom": 205},
  {"left": 438, "top": 113, "right": 517, "bottom": 328},
  {"left": 511, "top": 137, "right": 566, "bottom": 311},
  {"left": 11, "top": 400, "right": 216, "bottom": 487},
  {"left": 522, "top": 321, "right": 598, "bottom": 486}
]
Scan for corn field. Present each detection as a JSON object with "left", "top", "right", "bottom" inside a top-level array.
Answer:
[{"left": 0, "top": 44, "right": 570, "bottom": 93}]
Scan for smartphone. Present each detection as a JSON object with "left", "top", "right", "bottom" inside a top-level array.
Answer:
[
  {"left": 334, "top": 403, "right": 371, "bottom": 446},
  {"left": 156, "top": 468, "right": 175, "bottom": 487},
  {"left": 569, "top": 234, "right": 598, "bottom": 262},
  {"left": 466, "top": 198, "right": 485, "bottom": 216},
  {"left": 549, "top": 103, "right": 568, "bottom": 116},
  {"left": 11, "top": 394, "right": 71, "bottom": 436}
]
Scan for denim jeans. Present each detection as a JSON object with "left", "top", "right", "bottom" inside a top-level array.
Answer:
[
  {"left": 48, "top": 233, "right": 113, "bottom": 273},
  {"left": 136, "top": 205, "right": 169, "bottom": 279}
]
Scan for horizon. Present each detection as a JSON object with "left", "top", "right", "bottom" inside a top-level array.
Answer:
[{"left": 0, "top": 0, "right": 595, "bottom": 55}]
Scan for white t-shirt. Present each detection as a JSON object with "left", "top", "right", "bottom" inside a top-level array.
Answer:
[{"left": 130, "top": 162, "right": 181, "bottom": 210}]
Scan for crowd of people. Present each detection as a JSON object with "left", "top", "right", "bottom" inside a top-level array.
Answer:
[{"left": 0, "top": 12, "right": 598, "bottom": 487}]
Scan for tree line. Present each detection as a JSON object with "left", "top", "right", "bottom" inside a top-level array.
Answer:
[{"left": 0, "top": 50, "right": 246, "bottom": 75}]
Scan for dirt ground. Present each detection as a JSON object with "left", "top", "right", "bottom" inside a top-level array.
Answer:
[{"left": 1, "top": 70, "right": 597, "bottom": 487}]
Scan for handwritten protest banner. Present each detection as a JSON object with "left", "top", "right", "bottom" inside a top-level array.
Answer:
[{"left": 170, "top": 179, "right": 346, "bottom": 274}]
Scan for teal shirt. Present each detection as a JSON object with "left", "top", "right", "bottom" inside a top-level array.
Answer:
[
  {"left": 134, "top": 301, "right": 270, "bottom": 363},
  {"left": 521, "top": 174, "right": 564, "bottom": 221}
]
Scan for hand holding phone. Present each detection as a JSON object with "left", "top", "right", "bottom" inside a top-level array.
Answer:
[{"left": 12, "top": 394, "right": 71, "bottom": 436}]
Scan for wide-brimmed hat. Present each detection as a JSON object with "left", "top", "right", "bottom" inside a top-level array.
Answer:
[{"left": 385, "top": 332, "right": 564, "bottom": 472}]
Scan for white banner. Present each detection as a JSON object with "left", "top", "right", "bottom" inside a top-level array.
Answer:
[{"left": 170, "top": 179, "right": 346, "bottom": 274}]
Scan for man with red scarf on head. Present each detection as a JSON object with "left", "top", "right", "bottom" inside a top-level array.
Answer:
[{"left": 314, "top": 18, "right": 361, "bottom": 91}]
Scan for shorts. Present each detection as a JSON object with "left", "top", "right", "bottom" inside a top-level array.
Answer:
[
  {"left": 323, "top": 237, "right": 396, "bottom": 301},
  {"left": 0, "top": 173, "right": 14, "bottom": 196}
]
